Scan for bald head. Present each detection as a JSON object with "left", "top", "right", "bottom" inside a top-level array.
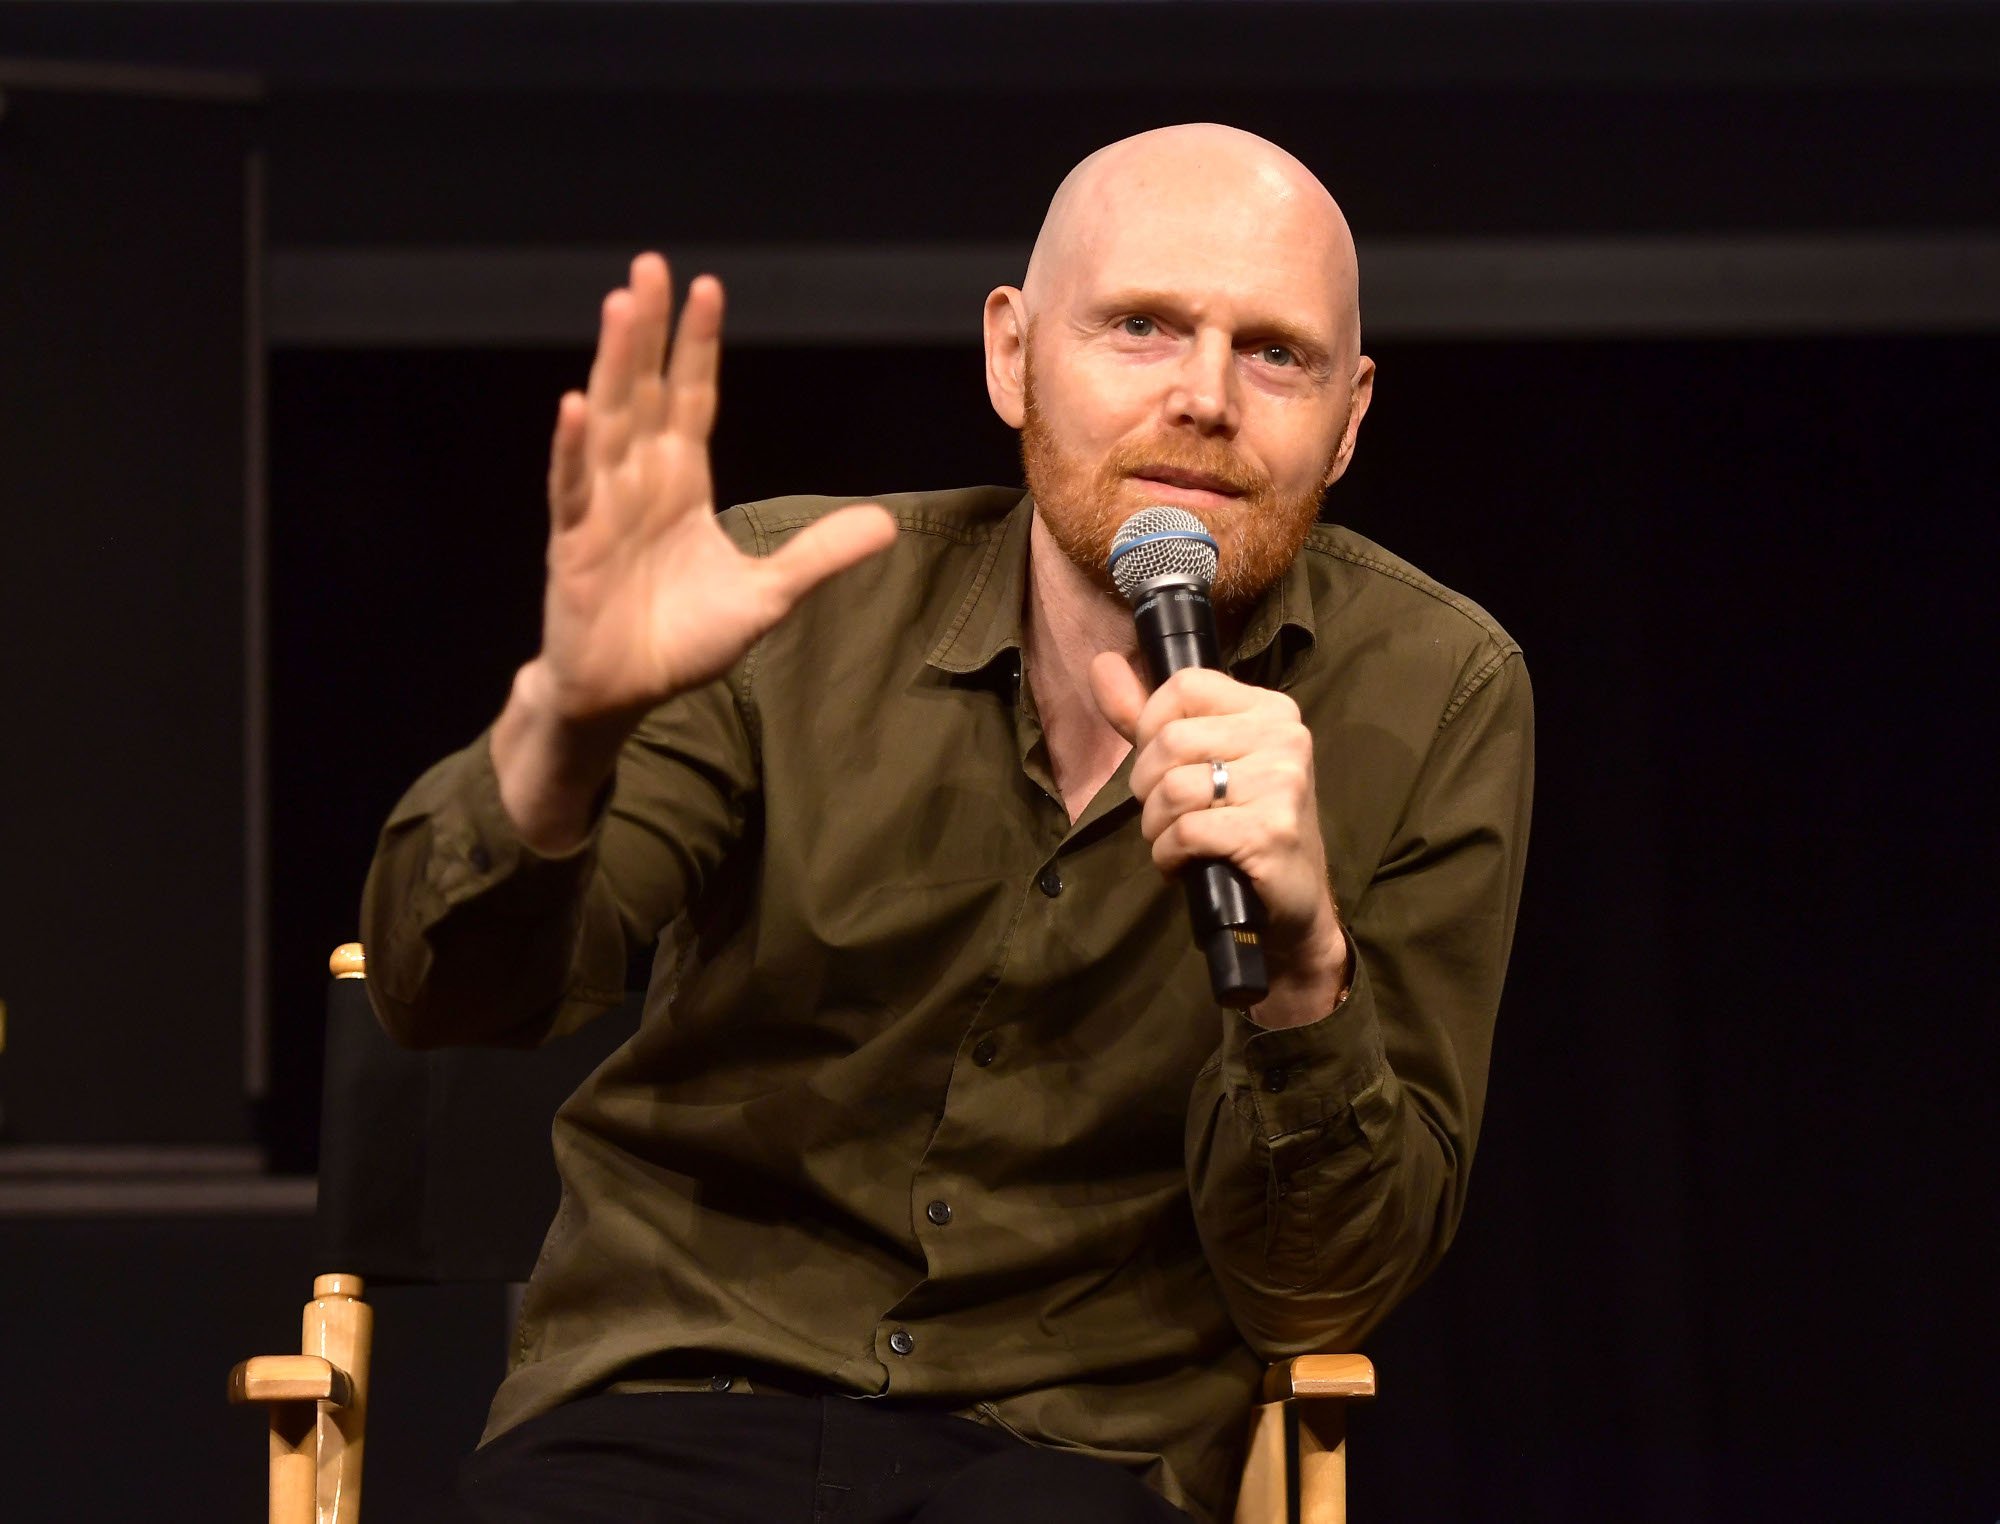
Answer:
[
  {"left": 982, "top": 124, "right": 1376, "bottom": 603},
  {"left": 1023, "top": 124, "right": 1361, "bottom": 363}
]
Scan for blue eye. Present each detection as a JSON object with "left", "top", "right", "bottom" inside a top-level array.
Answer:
[
  {"left": 1121, "top": 315, "right": 1156, "bottom": 337},
  {"left": 1260, "top": 344, "right": 1295, "bottom": 367}
]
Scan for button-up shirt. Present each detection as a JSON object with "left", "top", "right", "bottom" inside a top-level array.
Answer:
[{"left": 361, "top": 485, "right": 1533, "bottom": 1522}]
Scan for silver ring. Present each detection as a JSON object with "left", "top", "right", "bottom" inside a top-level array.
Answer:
[{"left": 1208, "top": 759, "right": 1230, "bottom": 807}]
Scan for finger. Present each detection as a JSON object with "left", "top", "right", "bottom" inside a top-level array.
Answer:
[
  {"left": 546, "top": 390, "right": 589, "bottom": 530},
  {"left": 757, "top": 505, "right": 898, "bottom": 613},
  {"left": 1152, "top": 796, "right": 1301, "bottom": 880},
  {"left": 626, "top": 256, "right": 673, "bottom": 438},
  {"left": 1129, "top": 666, "right": 1264, "bottom": 754},
  {"left": 627, "top": 252, "right": 671, "bottom": 383},
  {"left": 585, "top": 288, "right": 639, "bottom": 420},
  {"left": 625, "top": 377, "right": 663, "bottom": 448},
  {"left": 1087, "top": 650, "right": 1149, "bottom": 743},
  {"left": 1129, "top": 712, "right": 1271, "bottom": 797},
  {"left": 663, "top": 274, "right": 725, "bottom": 441},
  {"left": 1138, "top": 758, "right": 1240, "bottom": 841}
]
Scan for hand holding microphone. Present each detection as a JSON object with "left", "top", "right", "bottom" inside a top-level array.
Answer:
[{"left": 1093, "top": 508, "right": 1349, "bottom": 1023}]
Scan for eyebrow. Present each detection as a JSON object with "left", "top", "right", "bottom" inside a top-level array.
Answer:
[{"left": 1089, "top": 288, "right": 1337, "bottom": 375}]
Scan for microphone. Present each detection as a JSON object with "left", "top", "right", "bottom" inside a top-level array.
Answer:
[{"left": 1109, "top": 507, "right": 1269, "bottom": 1008}]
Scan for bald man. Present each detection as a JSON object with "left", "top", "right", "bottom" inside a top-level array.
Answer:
[{"left": 366, "top": 125, "right": 1532, "bottom": 1524}]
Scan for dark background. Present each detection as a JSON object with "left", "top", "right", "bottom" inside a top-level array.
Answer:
[{"left": 1, "top": 3, "right": 1994, "bottom": 1520}]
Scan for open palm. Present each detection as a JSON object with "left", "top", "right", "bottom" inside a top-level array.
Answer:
[{"left": 536, "top": 255, "right": 895, "bottom": 725}]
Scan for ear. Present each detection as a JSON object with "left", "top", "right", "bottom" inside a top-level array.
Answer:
[
  {"left": 983, "top": 286, "right": 1029, "bottom": 430},
  {"left": 1321, "top": 354, "right": 1377, "bottom": 489}
]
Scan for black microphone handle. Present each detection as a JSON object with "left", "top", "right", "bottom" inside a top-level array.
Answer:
[{"left": 1130, "top": 582, "right": 1270, "bottom": 1007}]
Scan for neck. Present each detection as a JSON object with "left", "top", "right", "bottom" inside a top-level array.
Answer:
[
  {"left": 1023, "top": 511, "right": 1139, "bottom": 820},
  {"left": 1026, "top": 512, "right": 1135, "bottom": 671}
]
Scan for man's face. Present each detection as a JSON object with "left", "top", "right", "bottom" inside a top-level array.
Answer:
[{"left": 1013, "top": 164, "right": 1360, "bottom": 614}]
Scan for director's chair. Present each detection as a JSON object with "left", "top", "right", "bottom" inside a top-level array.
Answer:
[{"left": 231, "top": 944, "right": 1376, "bottom": 1523}]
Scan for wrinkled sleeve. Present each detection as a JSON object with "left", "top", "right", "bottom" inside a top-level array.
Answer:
[
  {"left": 1186, "top": 649, "right": 1533, "bottom": 1354},
  {"left": 359, "top": 671, "right": 759, "bottom": 1050}
]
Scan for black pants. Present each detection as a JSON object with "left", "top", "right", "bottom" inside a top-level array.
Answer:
[{"left": 457, "top": 1391, "right": 1193, "bottom": 1524}]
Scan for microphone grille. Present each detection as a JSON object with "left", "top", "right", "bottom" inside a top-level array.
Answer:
[{"left": 1109, "top": 507, "right": 1219, "bottom": 601}]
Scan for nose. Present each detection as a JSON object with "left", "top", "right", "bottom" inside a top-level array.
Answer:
[{"left": 1164, "top": 331, "right": 1240, "bottom": 437}]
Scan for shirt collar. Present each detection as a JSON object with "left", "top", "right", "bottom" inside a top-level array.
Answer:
[
  {"left": 925, "top": 490, "right": 1035, "bottom": 678},
  {"left": 925, "top": 490, "right": 1320, "bottom": 685},
  {"left": 1225, "top": 525, "right": 1320, "bottom": 686}
]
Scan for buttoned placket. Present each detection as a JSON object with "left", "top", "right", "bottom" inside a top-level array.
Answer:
[
  {"left": 879, "top": 501, "right": 1301, "bottom": 1397},
  {"left": 878, "top": 652, "right": 1134, "bottom": 1387}
]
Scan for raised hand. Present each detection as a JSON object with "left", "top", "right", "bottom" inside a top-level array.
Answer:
[
  {"left": 534, "top": 253, "right": 895, "bottom": 723},
  {"left": 495, "top": 254, "right": 897, "bottom": 848}
]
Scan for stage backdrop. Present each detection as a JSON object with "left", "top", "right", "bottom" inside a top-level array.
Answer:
[{"left": 268, "top": 332, "right": 1996, "bottom": 1521}]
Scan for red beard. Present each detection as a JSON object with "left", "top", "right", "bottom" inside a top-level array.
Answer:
[{"left": 1019, "top": 364, "right": 1330, "bottom": 615}]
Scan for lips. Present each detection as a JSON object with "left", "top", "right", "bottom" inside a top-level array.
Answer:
[{"left": 1131, "top": 466, "right": 1247, "bottom": 497}]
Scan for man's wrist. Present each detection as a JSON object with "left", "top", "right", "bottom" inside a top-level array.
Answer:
[
  {"left": 492, "top": 661, "right": 631, "bottom": 853},
  {"left": 1248, "top": 917, "right": 1351, "bottom": 1030}
]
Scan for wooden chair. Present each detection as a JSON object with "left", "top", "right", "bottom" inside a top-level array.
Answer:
[{"left": 230, "top": 944, "right": 1376, "bottom": 1524}]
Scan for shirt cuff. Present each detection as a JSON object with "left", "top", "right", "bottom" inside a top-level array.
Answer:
[
  {"left": 420, "top": 730, "right": 610, "bottom": 917},
  {"left": 1218, "top": 941, "right": 1387, "bottom": 1142}
]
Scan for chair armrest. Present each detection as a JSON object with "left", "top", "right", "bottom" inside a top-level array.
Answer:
[
  {"left": 1237, "top": 1357, "right": 1377, "bottom": 1524},
  {"left": 230, "top": 1274, "right": 373, "bottom": 1524},
  {"left": 1261, "top": 1353, "right": 1376, "bottom": 1403},
  {"left": 228, "top": 1355, "right": 354, "bottom": 1408}
]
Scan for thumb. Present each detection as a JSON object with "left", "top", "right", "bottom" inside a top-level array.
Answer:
[
  {"left": 1088, "top": 649, "right": 1150, "bottom": 742},
  {"left": 762, "top": 504, "right": 899, "bottom": 607}
]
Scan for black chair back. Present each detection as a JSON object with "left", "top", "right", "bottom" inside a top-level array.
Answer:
[{"left": 315, "top": 979, "right": 641, "bottom": 1283}]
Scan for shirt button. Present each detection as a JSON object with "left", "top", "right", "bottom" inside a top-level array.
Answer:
[
  {"left": 888, "top": 1329, "right": 916, "bottom": 1356},
  {"left": 708, "top": 1375, "right": 733, "bottom": 1392},
  {"left": 925, "top": 1199, "right": 953, "bottom": 1226},
  {"left": 469, "top": 843, "right": 492, "bottom": 873},
  {"left": 1263, "top": 1066, "right": 1289, "bottom": 1093},
  {"left": 1037, "top": 863, "right": 1063, "bottom": 897},
  {"left": 971, "top": 1036, "right": 998, "bottom": 1067}
]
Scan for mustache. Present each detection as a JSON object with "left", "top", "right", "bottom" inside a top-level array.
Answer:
[{"left": 1102, "top": 436, "right": 1271, "bottom": 499}]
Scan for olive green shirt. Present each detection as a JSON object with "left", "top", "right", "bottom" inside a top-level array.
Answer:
[{"left": 361, "top": 485, "right": 1532, "bottom": 1522}]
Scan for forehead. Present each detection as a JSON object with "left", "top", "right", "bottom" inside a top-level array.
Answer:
[{"left": 1058, "top": 162, "right": 1346, "bottom": 328}]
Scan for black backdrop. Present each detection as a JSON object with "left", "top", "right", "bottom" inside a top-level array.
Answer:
[
  {"left": 2, "top": 1, "right": 1994, "bottom": 1517},
  {"left": 269, "top": 334, "right": 1996, "bottom": 1518}
]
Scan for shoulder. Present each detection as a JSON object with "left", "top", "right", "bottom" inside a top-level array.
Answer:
[
  {"left": 1297, "top": 522, "right": 1526, "bottom": 723},
  {"left": 1303, "top": 523, "right": 1519, "bottom": 656},
  {"left": 714, "top": 487, "right": 1029, "bottom": 682}
]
